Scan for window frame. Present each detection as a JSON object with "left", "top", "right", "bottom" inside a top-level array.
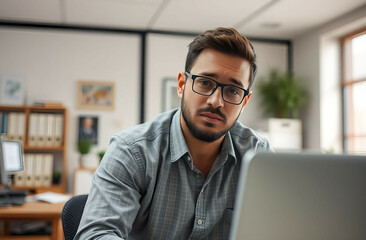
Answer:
[{"left": 340, "top": 27, "right": 366, "bottom": 154}]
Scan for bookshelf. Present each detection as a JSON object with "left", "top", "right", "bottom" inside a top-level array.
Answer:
[{"left": 0, "top": 105, "right": 68, "bottom": 194}]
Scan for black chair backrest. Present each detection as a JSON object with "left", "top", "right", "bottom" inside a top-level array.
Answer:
[{"left": 62, "top": 194, "right": 88, "bottom": 240}]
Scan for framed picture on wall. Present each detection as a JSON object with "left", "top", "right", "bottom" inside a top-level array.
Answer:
[
  {"left": 77, "top": 80, "right": 115, "bottom": 110},
  {"left": 78, "top": 115, "right": 98, "bottom": 145},
  {"left": 162, "top": 78, "right": 180, "bottom": 111},
  {"left": 0, "top": 77, "right": 25, "bottom": 105}
]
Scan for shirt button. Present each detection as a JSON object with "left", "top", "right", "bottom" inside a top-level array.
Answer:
[
  {"left": 187, "top": 156, "right": 191, "bottom": 161},
  {"left": 201, "top": 188, "right": 204, "bottom": 193},
  {"left": 197, "top": 219, "right": 203, "bottom": 226}
]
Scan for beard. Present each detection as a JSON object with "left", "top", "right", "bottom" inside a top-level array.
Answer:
[{"left": 181, "top": 91, "right": 240, "bottom": 143}]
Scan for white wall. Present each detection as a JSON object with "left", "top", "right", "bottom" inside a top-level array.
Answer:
[
  {"left": 0, "top": 27, "right": 141, "bottom": 193},
  {"left": 145, "top": 34, "right": 192, "bottom": 121},
  {"left": 293, "top": 5, "right": 366, "bottom": 152}
]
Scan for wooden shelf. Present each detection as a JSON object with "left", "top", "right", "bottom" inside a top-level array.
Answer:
[
  {"left": 24, "top": 146, "right": 65, "bottom": 151},
  {"left": 11, "top": 184, "right": 65, "bottom": 194},
  {"left": 0, "top": 105, "right": 68, "bottom": 194}
]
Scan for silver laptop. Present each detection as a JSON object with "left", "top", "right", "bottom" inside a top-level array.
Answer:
[{"left": 229, "top": 151, "right": 366, "bottom": 240}]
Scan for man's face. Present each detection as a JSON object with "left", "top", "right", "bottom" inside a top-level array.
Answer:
[
  {"left": 84, "top": 118, "right": 93, "bottom": 129},
  {"left": 177, "top": 48, "right": 252, "bottom": 142}
]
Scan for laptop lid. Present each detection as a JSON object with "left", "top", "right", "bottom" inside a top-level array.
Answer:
[{"left": 229, "top": 151, "right": 366, "bottom": 240}]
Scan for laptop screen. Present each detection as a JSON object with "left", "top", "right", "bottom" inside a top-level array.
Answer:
[{"left": 229, "top": 151, "right": 366, "bottom": 240}]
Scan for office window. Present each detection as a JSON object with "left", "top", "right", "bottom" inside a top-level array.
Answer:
[{"left": 341, "top": 28, "right": 366, "bottom": 155}]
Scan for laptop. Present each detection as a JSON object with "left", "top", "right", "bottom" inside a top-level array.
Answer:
[{"left": 229, "top": 151, "right": 366, "bottom": 240}]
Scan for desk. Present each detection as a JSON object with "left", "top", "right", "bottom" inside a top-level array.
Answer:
[{"left": 0, "top": 201, "right": 65, "bottom": 240}]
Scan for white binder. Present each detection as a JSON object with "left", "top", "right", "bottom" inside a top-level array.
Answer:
[
  {"left": 54, "top": 114, "right": 63, "bottom": 146},
  {"left": 16, "top": 112, "right": 26, "bottom": 142},
  {"left": 46, "top": 114, "right": 55, "bottom": 146},
  {"left": 38, "top": 114, "right": 46, "bottom": 146},
  {"left": 6, "top": 112, "right": 17, "bottom": 140},
  {"left": 43, "top": 154, "right": 54, "bottom": 187},
  {"left": 28, "top": 113, "right": 39, "bottom": 146},
  {"left": 34, "top": 154, "right": 44, "bottom": 186},
  {"left": 25, "top": 154, "right": 35, "bottom": 186}
]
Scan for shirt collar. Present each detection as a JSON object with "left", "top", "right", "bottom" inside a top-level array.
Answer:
[
  {"left": 169, "top": 109, "right": 238, "bottom": 164},
  {"left": 170, "top": 109, "right": 190, "bottom": 162}
]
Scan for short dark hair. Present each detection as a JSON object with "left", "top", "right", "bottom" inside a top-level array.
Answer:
[{"left": 185, "top": 27, "right": 257, "bottom": 89}]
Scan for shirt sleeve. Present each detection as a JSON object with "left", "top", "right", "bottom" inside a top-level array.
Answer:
[{"left": 74, "top": 134, "right": 145, "bottom": 240}]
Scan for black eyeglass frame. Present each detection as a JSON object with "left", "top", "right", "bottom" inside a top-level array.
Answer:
[{"left": 185, "top": 72, "right": 250, "bottom": 105}]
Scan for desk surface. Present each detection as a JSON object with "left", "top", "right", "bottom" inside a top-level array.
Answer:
[
  {"left": 0, "top": 201, "right": 66, "bottom": 240},
  {"left": 0, "top": 201, "right": 65, "bottom": 218}
]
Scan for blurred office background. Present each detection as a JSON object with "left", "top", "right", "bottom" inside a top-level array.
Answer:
[{"left": 0, "top": 0, "right": 365, "bottom": 193}]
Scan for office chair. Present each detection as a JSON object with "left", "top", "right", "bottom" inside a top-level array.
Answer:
[{"left": 62, "top": 194, "right": 88, "bottom": 240}]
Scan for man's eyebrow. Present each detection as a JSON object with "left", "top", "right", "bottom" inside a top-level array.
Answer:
[{"left": 199, "top": 72, "right": 244, "bottom": 88}]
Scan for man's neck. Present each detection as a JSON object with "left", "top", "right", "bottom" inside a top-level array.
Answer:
[{"left": 180, "top": 115, "right": 224, "bottom": 177}]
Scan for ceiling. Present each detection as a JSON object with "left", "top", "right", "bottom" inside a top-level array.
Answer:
[{"left": 0, "top": 0, "right": 365, "bottom": 39}]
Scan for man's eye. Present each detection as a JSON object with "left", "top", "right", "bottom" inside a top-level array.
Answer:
[
  {"left": 226, "top": 87, "right": 240, "bottom": 95},
  {"left": 198, "top": 79, "right": 213, "bottom": 87}
]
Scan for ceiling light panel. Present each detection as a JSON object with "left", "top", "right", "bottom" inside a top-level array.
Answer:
[
  {"left": 0, "top": 0, "right": 61, "bottom": 22},
  {"left": 150, "top": 0, "right": 273, "bottom": 32},
  {"left": 64, "top": 0, "right": 165, "bottom": 29},
  {"left": 237, "top": 0, "right": 366, "bottom": 39}
]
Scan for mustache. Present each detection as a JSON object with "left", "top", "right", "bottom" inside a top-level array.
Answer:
[{"left": 197, "top": 107, "right": 227, "bottom": 121}]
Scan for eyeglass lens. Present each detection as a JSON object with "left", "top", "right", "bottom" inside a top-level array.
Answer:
[{"left": 193, "top": 77, "right": 245, "bottom": 104}]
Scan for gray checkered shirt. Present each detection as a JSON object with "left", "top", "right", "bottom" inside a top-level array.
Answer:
[{"left": 75, "top": 109, "right": 271, "bottom": 240}]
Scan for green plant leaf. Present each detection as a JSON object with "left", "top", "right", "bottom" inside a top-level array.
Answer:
[
  {"left": 257, "top": 69, "right": 307, "bottom": 118},
  {"left": 78, "top": 138, "right": 92, "bottom": 155}
]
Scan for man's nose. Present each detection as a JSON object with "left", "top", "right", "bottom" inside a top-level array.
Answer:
[{"left": 206, "top": 87, "right": 224, "bottom": 108}]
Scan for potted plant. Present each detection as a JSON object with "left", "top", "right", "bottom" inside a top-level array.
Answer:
[
  {"left": 257, "top": 69, "right": 307, "bottom": 119},
  {"left": 77, "top": 138, "right": 93, "bottom": 167},
  {"left": 52, "top": 171, "right": 61, "bottom": 184},
  {"left": 257, "top": 69, "right": 307, "bottom": 151},
  {"left": 97, "top": 150, "right": 106, "bottom": 163}
]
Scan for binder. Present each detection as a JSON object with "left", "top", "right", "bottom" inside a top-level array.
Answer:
[
  {"left": 7, "top": 112, "right": 17, "bottom": 140},
  {"left": 16, "top": 112, "right": 25, "bottom": 142},
  {"left": 37, "top": 114, "right": 46, "bottom": 146},
  {"left": 43, "top": 154, "right": 54, "bottom": 187},
  {"left": 14, "top": 154, "right": 26, "bottom": 186},
  {"left": 54, "top": 114, "right": 63, "bottom": 146},
  {"left": 28, "top": 113, "right": 39, "bottom": 146},
  {"left": 34, "top": 154, "right": 44, "bottom": 186},
  {"left": 25, "top": 154, "right": 35, "bottom": 186},
  {"left": 1, "top": 112, "right": 8, "bottom": 135},
  {"left": 46, "top": 114, "right": 55, "bottom": 146}
]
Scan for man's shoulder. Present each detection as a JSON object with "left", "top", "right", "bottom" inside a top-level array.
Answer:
[
  {"left": 230, "top": 121, "right": 270, "bottom": 149},
  {"left": 114, "top": 109, "right": 178, "bottom": 145}
]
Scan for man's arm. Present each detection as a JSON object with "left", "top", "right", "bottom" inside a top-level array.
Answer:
[{"left": 74, "top": 135, "right": 145, "bottom": 240}]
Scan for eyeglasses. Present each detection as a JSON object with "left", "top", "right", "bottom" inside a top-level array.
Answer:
[{"left": 185, "top": 72, "right": 250, "bottom": 105}]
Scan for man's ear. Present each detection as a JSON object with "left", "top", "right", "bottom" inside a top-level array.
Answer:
[
  {"left": 240, "top": 92, "right": 252, "bottom": 114},
  {"left": 177, "top": 72, "right": 186, "bottom": 99}
]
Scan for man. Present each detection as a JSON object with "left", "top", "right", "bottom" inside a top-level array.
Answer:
[{"left": 75, "top": 27, "right": 271, "bottom": 240}]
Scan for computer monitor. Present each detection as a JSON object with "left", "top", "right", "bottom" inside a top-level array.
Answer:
[{"left": 0, "top": 137, "right": 24, "bottom": 188}]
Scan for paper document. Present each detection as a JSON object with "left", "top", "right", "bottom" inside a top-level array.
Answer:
[{"left": 26, "top": 191, "right": 71, "bottom": 204}]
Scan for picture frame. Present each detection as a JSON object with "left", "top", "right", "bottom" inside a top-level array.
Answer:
[
  {"left": 0, "top": 77, "right": 25, "bottom": 105},
  {"left": 77, "top": 80, "right": 115, "bottom": 110},
  {"left": 78, "top": 116, "right": 98, "bottom": 145},
  {"left": 162, "top": 78, "right": 180, "bottom": 112}
]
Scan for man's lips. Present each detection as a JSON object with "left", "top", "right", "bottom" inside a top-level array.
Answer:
[{"left": 200, "top": 112, "right": 224, "bottom": 122}]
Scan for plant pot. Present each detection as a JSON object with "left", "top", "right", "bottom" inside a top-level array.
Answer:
[
  {"left": 267, "top": 118, "right": 302, "bottom": 151},
  {"left": 79, "top": 155, "right": 89, "bottom": 168}
]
